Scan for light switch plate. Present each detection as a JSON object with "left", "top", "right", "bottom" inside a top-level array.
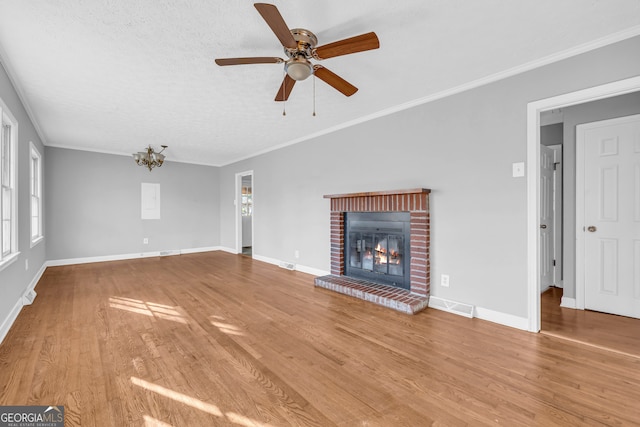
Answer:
[{"left": 512, "top": 162, "right": 525, "bottom": 177}]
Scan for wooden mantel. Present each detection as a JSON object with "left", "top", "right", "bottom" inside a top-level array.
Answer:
[{"left": 323, "top": 188, "right": 431, "bottom": 199}]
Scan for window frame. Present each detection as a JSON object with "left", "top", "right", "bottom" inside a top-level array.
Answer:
[
  {"left": 30, "top": 141, "right": 43, "bottom": 247},
  {"left": 0, "top": 98, "right": 19, "bottom": 271}
]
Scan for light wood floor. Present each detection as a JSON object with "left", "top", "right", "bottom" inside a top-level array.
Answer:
[
  {"left": 1, "top": 252, "right": 639, "bottom": 426},
  {"left": 541, "top": 286, "right": 640, "bottom": 359}
]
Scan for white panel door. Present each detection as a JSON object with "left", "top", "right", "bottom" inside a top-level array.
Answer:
[
  {"left": 578, "top": 114, "right": 640, "bottom": 319},
  {"left": 540, "top": 145, "right": 555, "bottom": 290}
]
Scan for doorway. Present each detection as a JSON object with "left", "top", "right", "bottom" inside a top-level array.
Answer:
[
  {"left": 236, "top": 171, "right": 253, "bottom": 256},
  {"left": 527, "top": 75, "right": 640, "bottom": 333},
  {"left": 537, "top": 103, "right": 640, "bottom": 356}
]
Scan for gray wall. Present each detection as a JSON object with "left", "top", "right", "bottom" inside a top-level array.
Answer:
[
  {"left": 541, "top": 123, "right": 563, "bottom": 146},
  {"left": 0, "top": 61, "right": 47, "bottom": 328},
  {"left": 561, "top": 92, "right": 640, "bottom": 299},
  {"left": 45, "top": 147, "right": 220, "bottom": 261},
  {"left": 219, "top": 35, "right": 640, "bottom": 319}
]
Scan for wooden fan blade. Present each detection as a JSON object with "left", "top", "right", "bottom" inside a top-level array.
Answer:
[
  {"left": 313, "top": 66, "right": 358, "bottom": 97},
  {"left": 254, "top": 3, "right": 297, "bottom": 49},
  {"left": 275, "top": 75, "right": 296, "bottom": 101},
  {"left": 215, "top": 57, "right": 283, "bottom": 66},
  {"left": 313, "top": 32, "right": 380, "bottom": 60}
]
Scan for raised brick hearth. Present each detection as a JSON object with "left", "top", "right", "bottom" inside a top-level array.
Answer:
[{"left": 315, "top": 189, "right": 430, "bottom": 314}]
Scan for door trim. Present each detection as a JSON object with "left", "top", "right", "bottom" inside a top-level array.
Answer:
[
  {"left": 235, "top": 170, "right": 253, "bottom": 254},
  {"left": 526, "top": 75, "right": 640, "bottom": 332},
  {"left": 575, "top": 114, "right": 640, "bottom": 311}
]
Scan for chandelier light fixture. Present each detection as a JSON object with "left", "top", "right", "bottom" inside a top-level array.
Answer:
[{"left": 133, "top": 145, "right": 167, "bottom": 171}]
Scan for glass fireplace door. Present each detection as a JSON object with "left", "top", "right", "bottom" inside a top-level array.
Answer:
[
  {"left": 374, "top": 235, "right": 403, "bottom": 277},
  {"left": 344, "top": 211, "right": 410, "bottom": 289}
]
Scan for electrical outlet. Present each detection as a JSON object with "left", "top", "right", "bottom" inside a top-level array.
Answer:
[
  {"left": 441, "top": 274, "right": 450, "bottom": 287},
  {"left": 143, "top": 238, "right": 149, "bottom": 244},
  {"left": 294, "top": 250, "right": 300, "bottom": 259}
]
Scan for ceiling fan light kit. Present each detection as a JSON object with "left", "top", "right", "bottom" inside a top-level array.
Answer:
[
  {"left": 285, "top": 56, "right": 313, "bottom": 81},
  {"left": 215, "top": 3, "right": 379, "bottom": 103}
]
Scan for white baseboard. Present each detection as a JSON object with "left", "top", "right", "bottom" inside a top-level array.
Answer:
[
  {"left": 47, "top": 251, "right": 161, "bottom": 266},
  {"left": 560, "top": 296, "right": 577, "bottom": 309},
  {"left": 0, "top": 298, "right": 22, "bottom": 345},
  {"left": 218, "top": 246, "right": 238, "bottom": 254},
  {"left": 474, "top": 306, "right": 529, "bottom": 331},
  {"left": 177, "top": 246, "right": 222, "bottom": 255},
  {"left": 252, "top": 254, "right": 281, "bottom": 266},
  {"left": 251, "top": 254, "right": 329, "bottom": 276},
  {"left": 295, "top": 264, "right": 330, "bottom": 277},
  {"left": 424, "top": 296, "right": 528, "bottom": 331},
  {"left": 47, "top": 246, "right": 222, "bottom": 267},
  {"left": 0, "top": 261, "right": 48, "bottom": 345}
]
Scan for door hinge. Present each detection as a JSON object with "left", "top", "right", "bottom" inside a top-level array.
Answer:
[{"left": 553, "top": 259, "right": 556, "bottom": 266}]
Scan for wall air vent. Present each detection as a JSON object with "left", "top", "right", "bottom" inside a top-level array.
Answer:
[
  {"left": 22, "top": 289, "right": 37, "bottom": 306},
  {"left": 428, "top": 296, "right": 474, "bottom": 318}
]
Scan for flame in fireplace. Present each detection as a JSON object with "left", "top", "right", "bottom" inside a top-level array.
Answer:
[{"left": 374, "top": 243, "right": 401, "bottom": 265}]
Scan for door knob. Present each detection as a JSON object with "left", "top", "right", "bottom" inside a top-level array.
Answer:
[
  {"left": 587, "top": 226, "right": 597, "bottom": 232},
  {"left": 540, "top": 224, "right": 547, "bottom": 229}
]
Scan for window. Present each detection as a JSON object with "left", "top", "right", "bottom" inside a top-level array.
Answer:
[
  {"left": 30, "top": 142, "right": 43, "bottom": 245},
  {"left": 241, "top": 184, "right": 252, "bottom": 217},
  {"left": 0, "top": 101, "right": 18, "bottom": 269}
]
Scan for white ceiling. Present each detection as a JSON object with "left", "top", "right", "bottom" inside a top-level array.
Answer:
[{"left": 0, "top": 1, "right": 639, "bottom": 166}]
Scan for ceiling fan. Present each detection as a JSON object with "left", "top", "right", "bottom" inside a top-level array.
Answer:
[{"left": 215, "top": 3, "right": 380, "bottom": 101}]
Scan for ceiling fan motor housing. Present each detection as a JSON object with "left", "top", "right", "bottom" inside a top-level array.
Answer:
[{"left": 283, "top": 28, "right": 317, "bottom": 80}]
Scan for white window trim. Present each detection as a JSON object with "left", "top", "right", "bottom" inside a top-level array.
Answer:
[
  {"left": 30, "top": 141, "right": 43, "bottom": 247},
  {"left": 0, "top": 96, "right": 19, "bottom": 272},
  {"left": 0, "top": 251, "right": 19, "bottom": 272}
]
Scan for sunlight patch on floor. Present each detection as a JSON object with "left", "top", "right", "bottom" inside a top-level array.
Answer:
[
  {"left": 131, "top": 376, "right": 223, "bottom": 416},
  {"left": 226, "top": 411, "right": 273, "bottom": 427},
  {"left": 143, "top": 415, "right": 174, "bottom": 427},
  {"left": 132, "top": 377, "right": 274, "bottom": 427},
  {"left": 109, "top": 297, "right": 188, "bottom": 324},
  {"left": 210, "top": 319, "right": 245, "bottom": 336},
  {"left": 210, "top": 314, "right": 245, "bottom": 336}
]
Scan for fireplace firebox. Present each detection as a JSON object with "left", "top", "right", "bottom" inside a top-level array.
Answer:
[{"left": 345, "top": 212, "right": 411, "bottom": 289}]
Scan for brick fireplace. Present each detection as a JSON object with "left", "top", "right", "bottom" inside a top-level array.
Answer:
[{"left": 314, "top": 189, "right": 431, "bottom": 314}]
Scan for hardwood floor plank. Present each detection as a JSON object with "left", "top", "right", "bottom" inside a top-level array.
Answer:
[{"left": 1, "top": 253, "right": 639, "bottom": 425}]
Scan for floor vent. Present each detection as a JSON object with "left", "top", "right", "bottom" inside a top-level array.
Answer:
[
  {"left": 279, "top": 262, "right": 296, "bottom": 271},
  {"left": 160, "top": 250, "right": 181, "bottom": 257},
  {"left": 428, "top": 296, "right": 474, "bottom": 318},
  {"left": 22, "top": 289, "right": 37, "bottom": 306}
]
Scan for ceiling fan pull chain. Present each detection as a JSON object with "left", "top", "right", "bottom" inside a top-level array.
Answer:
[
  {"left": 312, "top": 74, "right": 316, "bottom": 117},
  {"left": 282, "top": 70, "right": 287, "bottom": 116}
]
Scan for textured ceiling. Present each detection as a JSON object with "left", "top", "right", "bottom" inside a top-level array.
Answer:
[{"left": 0, "top": 1, "right": 639, "bottom": 166}]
